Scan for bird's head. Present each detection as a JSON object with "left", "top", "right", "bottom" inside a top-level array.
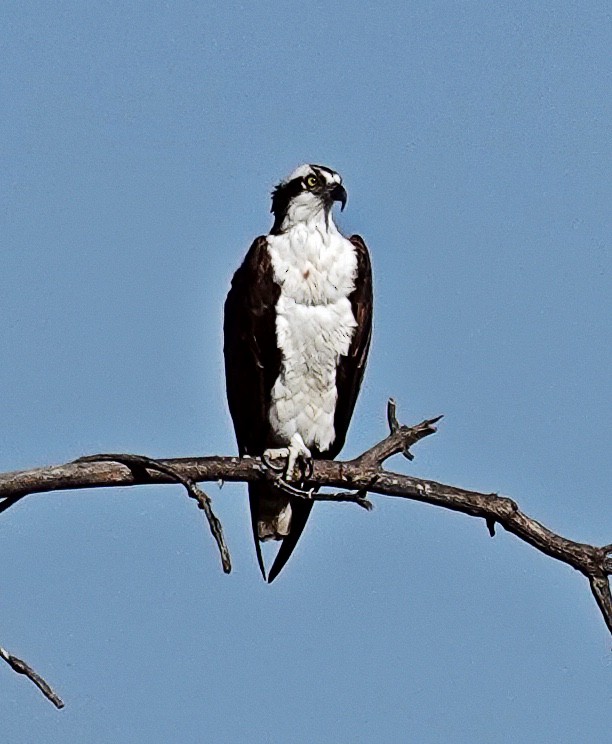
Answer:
[{"left": 270, "top": 164, "right": 347, "bottom": 233}]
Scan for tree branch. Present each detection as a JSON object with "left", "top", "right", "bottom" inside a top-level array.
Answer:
[
  {"left": 74, "top": 453, "right": 231, "bottom": 573},
  {"left": 0, "top": 645, "right": 64, "bottom": 709},
  {"left": 1, "top": 400, "right": 610, "bottom": 706}
]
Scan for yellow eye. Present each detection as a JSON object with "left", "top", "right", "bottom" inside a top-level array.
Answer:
[{"left": 305, "top": 174, "right": 318, "bottom": 189}]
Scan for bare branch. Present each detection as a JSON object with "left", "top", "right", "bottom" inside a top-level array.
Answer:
[
  {"left": 356, "top": 400, "right": 443, "bottom": 466},
  {"left": 589, "top": 575, "right": 612, "bottom": 636},
  {"left": 387, "top": 397, "right": 400, "bottom": 434},
  {"left": 0, "top": 397, "right": 610, "bottom": 702},
  {"left": 0, "top": 645, "right": 64, "bottom": 709},
  {"left": 75, "top": 453, "right": 231, "bottom": 574}
]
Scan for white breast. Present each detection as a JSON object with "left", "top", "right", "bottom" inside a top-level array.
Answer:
[{"left": 267, "top": 221, "right": 358, "bottom": 452}]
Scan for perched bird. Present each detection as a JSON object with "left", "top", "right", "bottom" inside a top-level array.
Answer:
[{"left": 224, "top": 164, "right": 372, "bottom": 582}]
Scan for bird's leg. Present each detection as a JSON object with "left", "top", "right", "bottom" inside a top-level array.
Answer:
[{"left": 285, "top": 433, "right": 312, "bottom": 482}]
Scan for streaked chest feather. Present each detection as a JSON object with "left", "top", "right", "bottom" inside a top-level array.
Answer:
[{"left": 266, "top": 224, "right": 357, "bottom": 452}]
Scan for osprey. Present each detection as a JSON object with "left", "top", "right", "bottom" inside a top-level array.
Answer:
[{"left": 224, "top": 164, "right": 372, "bottom": 582}]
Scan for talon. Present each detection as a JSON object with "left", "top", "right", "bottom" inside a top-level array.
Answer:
[
  {"left": 262, "top": 448, "right": 290, "bottom": 472},
  {"left": 264, "top": 436, "right": 312, "bottom": 482},
  {"left": 302, "top": 457, "right": 314, "bottom": 480}
]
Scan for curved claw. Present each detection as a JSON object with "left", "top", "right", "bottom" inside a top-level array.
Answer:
[
  {"left": 262, "top": 450, "right": 288, "bottom": 473},
  {"left": 262, "top": 438, "right": 312, "bottom": 482},
  {"left": 300, "top": 455, "right": 314, "bottom": 481}
]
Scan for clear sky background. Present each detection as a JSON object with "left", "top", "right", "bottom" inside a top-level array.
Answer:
[{"left": 1, "top": 2, "right": 610, "bottom": 742}]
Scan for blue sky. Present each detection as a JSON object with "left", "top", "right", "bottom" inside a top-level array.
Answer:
[{"left": 1, "top": 1, "right": 610, "bottom": 742}]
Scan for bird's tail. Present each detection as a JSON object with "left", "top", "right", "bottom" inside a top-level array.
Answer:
[{"left": 248, "top": 482, "right": 314, "bottom": 583}]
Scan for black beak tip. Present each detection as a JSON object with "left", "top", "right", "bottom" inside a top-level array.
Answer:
[{"left": 331, "top": 183, "right": 348, "bottom": 211}]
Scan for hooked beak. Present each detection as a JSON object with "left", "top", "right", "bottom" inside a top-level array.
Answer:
[{"left": 329, "top": 183, "right": 347, "bottom": 211}]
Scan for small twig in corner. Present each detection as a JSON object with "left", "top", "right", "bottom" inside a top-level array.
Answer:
[{"left": 0, "top": 645, "right": 64, "bottom": 709}]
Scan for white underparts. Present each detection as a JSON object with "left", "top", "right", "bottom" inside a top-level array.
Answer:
[{"left": 266, "top": 214, "right": 358, "bottom": 455}]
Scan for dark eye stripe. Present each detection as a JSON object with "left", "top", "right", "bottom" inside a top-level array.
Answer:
[{"left": 311, "top": 164, "right": 337, "bottom": 180}]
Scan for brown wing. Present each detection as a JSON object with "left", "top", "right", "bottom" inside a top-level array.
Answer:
[
  {"left": 224, "top": 237, "right": 281, "bottom": 580},
  {"left": 327, "top": 234, "right": 373, "bottom": 459},
  {"left": 223, "top": 236, "right": 280, "bottom": 458}
]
